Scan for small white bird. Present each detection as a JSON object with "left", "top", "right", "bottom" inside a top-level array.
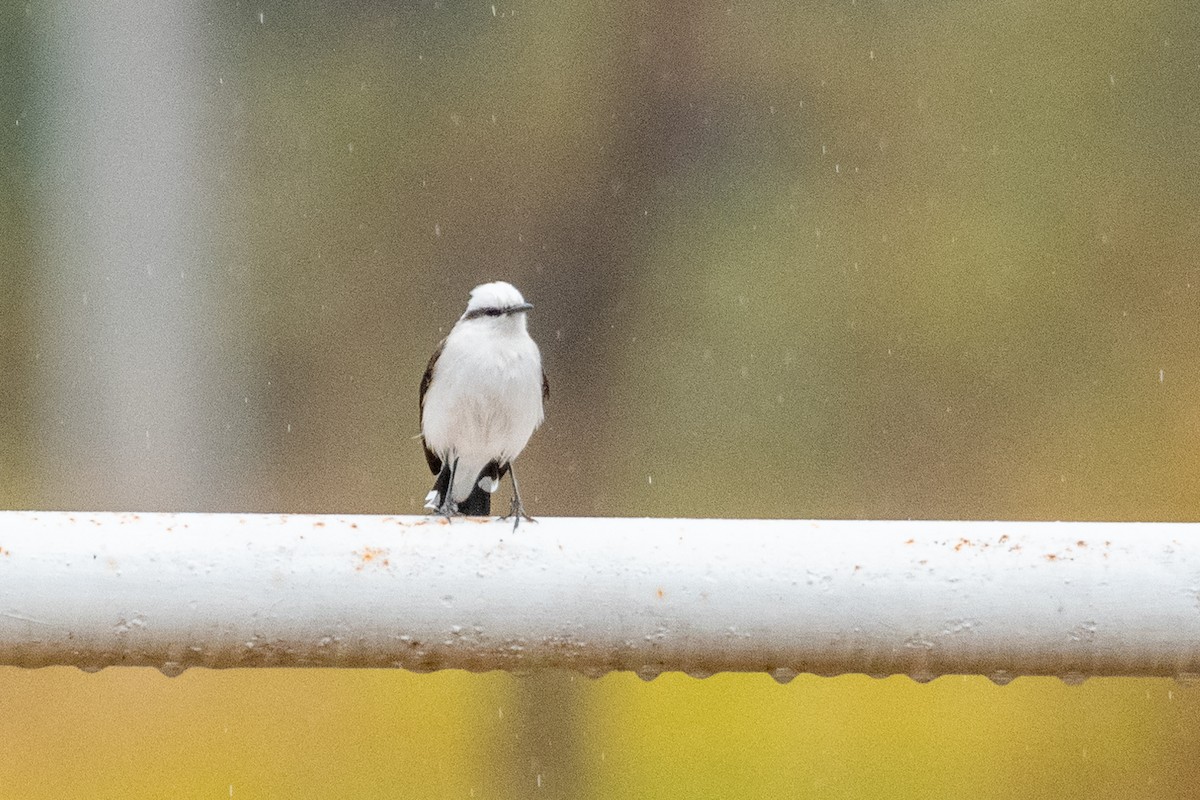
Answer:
[{"left": 419, "top": 281, "right": 547, "bottom": 524}]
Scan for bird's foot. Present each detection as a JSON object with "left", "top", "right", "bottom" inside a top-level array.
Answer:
[
  {"left": 497, "top": 495, "right": 536, "bottom": 530},
  {"left": 424, "top": 490, "right": 458, "bottom": 520}
]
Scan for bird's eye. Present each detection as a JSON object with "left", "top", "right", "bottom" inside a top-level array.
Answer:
[{"left": 485, "top": 308, "right": 503, "bottom": 317}]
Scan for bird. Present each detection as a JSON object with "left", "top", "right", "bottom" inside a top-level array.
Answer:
[{"left": 419, "top": 281, "right": 547, "bottom": 526}]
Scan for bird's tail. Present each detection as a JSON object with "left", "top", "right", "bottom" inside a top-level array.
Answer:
[
  {"left": 428, "top": 460, "right": 505, "bottom": 516},
  {"left": 457, "top": 459, "right": 505, "bottom": 515},
  {"left": 456, "top": 485, "right": 491, "bottom": 516},
  {"left": 426, "top": 484, "right": 492, "bottom": 515}
]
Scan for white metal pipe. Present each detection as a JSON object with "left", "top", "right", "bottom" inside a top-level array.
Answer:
[{"left": 0, "top": 511, "right": 1197, "bottom": 680}]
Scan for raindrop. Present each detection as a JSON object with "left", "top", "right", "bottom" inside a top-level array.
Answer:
[
  {"left": 78, "top": 665, "right": 103, "bottom": 674},
  {"left": 1174, "top": 672, "right": 1200, "bottom": 688},
  {"left": 909, "top": 670, "right": 936, "bottom": 684},
  {"left": 686, "top": 669, "right": 714, "bottom": 680},
  {"left": 1060, "top": 671, "right": 1087, "bottom": 686},
  {"left": 634, "top": 667, "right": 661, "bottom": 682},
  {"left": 159, "top": 662, "right": 187, "bottom": 678},
  {"left": 770, "top": 667, "right": 798, "bottom": 685},
  {"left": 987, "top": 670, "right": 1014, "bottom": 686}
]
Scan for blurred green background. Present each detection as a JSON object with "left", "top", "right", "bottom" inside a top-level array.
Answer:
[{"left": 2, "top": 0, "right": 1200, "bottom": 797}]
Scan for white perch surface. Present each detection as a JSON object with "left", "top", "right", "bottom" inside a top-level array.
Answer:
[{"left": 0, "top": 512, "right": 1197, "bottom": 679}]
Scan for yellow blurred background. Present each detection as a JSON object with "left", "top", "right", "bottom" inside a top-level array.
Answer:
[{"left": 2, "top": 0, "right": 1199, "bottom": 797}]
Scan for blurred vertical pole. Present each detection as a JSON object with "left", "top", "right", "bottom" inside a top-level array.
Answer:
[
  {"left": 494, "top": 672, "right": 587, "bottom": 799},
  {"left": 29, "top": 3, "right": 234, "bottom": 510},
  {"left": 505, "top": 6, "right": 712, "bottom": 796},
  {"left": 0, "top": 8, "right": 35, "bottom": 506}
]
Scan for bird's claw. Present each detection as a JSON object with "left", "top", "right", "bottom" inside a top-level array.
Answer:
[
  {"left": 497, "top": 495, "right": 536, "bottom": 530},
  {"left": 425, "top": 490, "right": 459, "bottom": 520}
]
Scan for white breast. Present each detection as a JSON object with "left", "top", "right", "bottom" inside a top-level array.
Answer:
[{"left": 421, "top": 319, "right": 544, "bottom": 503}]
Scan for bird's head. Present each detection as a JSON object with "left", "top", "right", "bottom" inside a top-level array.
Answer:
[{"left": 460, "top": 281, "right": 535, "bottom": 331}]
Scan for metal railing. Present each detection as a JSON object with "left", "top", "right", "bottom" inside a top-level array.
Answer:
[{"left": 1, "top": 511, "right": 1196, "bottom": 680}]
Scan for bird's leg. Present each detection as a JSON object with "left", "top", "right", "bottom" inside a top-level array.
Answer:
[
  {"left": 498, "top": 463, "right": 536, "bottom": 530},
  {"left": 436, "top": 457, "right": 459, "bottom": 519}
]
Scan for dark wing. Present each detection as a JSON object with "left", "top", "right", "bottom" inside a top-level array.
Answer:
[
  {"left": 419, "top": 340, "right": 445, "bottom": 475},
  {"left": 542, "top": 369, "right": 549, "bottom": 401}
]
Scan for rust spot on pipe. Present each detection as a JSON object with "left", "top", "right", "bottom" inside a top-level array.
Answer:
[{"left": 354, "top": 547, "right": 391, "bottom": 571}]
